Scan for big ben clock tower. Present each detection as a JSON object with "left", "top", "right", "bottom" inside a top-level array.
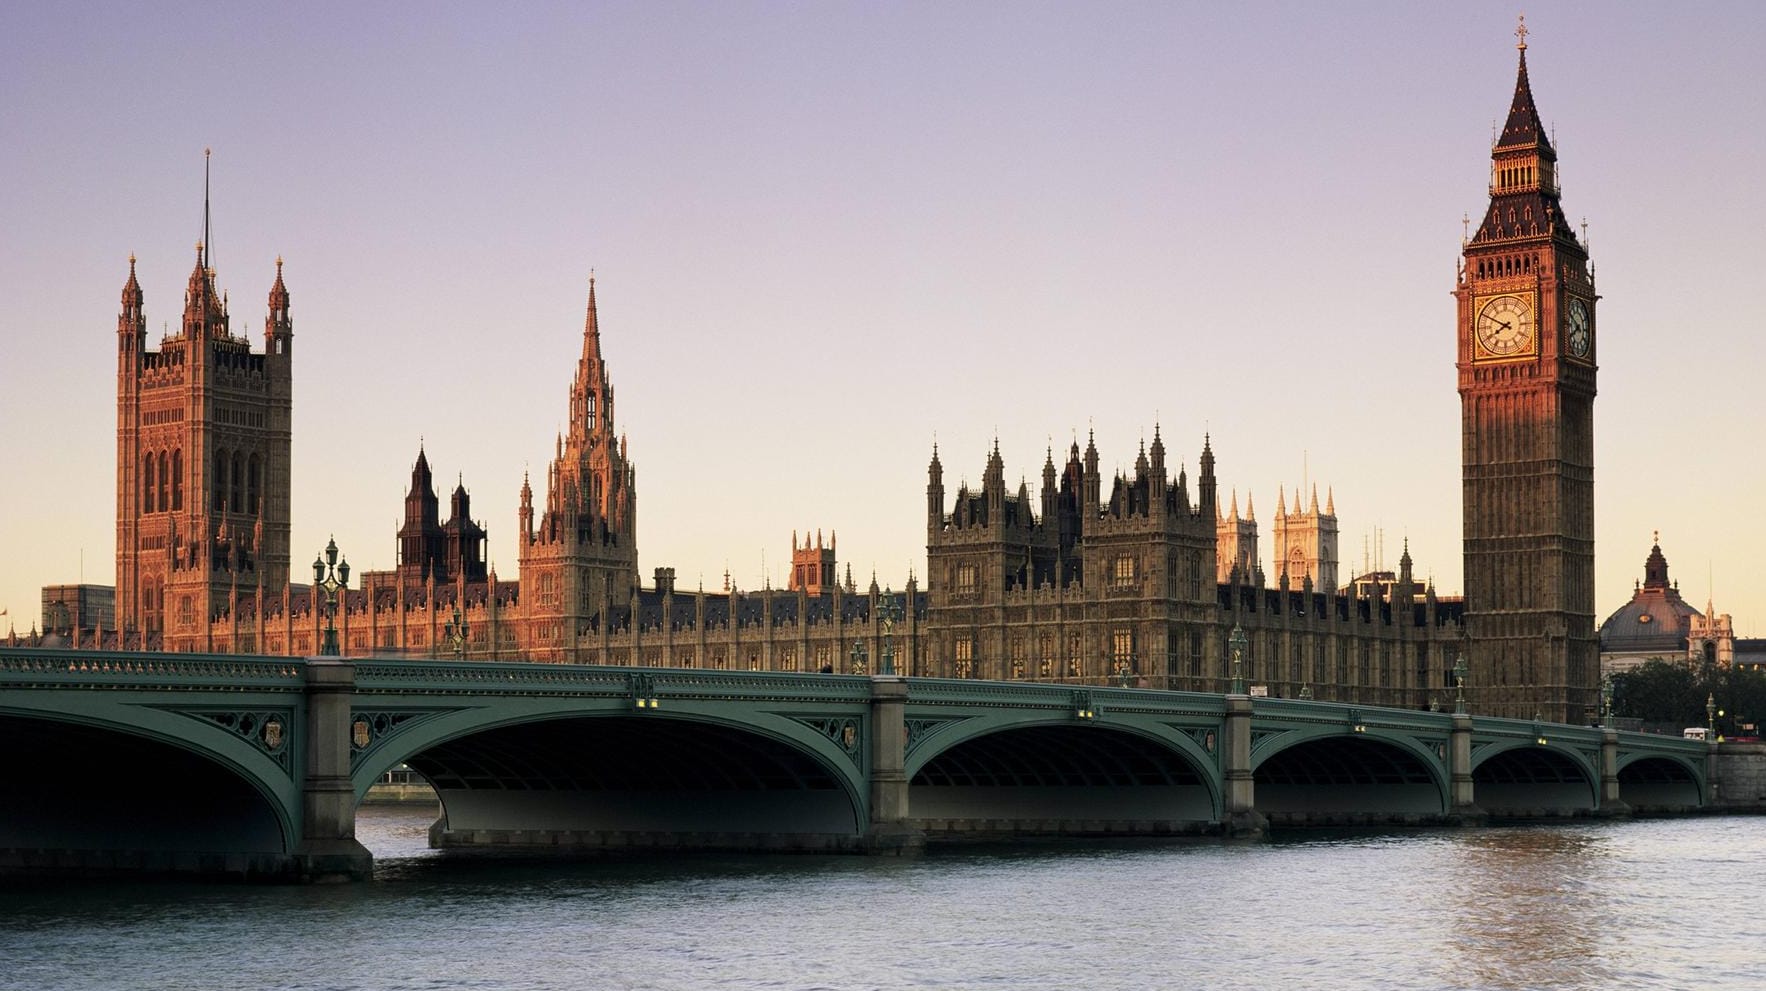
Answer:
[{"left": 1457, "top": 18, "right": 1599, "bottom": 723}]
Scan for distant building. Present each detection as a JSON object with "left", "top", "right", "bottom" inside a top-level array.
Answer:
[
  {"left": 40, "top": 584, "right": 114, "bottom": 639},
  {"left": 1598, "top": 537, "right": 1720, "bottom": 676}
]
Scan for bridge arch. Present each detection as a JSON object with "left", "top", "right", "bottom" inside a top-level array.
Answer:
[
  {"left": 1470, "top": 742, "right": 1598, "bottom": 816},
  {"left": 905, "top": 715, "right": 1221, "bottom": 833},
  {"left": 1252, "top": 730, "right": 1448, "bottom": 821},
  {"left": 351, "top": 702, "right": 870, "bottom": 851},
  {"left": 0, "top": 706, "right": 296, "bottom": 875},
  {"left": 1614, "top": 753, "right": 1703, "bottom": 811}
]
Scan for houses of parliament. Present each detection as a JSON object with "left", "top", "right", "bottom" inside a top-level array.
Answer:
[{"left": 40, "top": 30, "right": 1601, "bottom": 722}]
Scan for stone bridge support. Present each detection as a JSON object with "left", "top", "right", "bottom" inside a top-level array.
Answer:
[
  {"left": 865, "top": 676, "right": 923, "bottom": 852},
  {"left": 1223, "top": 695, "right": 1266, "bottom": 837},
  {"left": 1599, "top": 728, "right": 1631, "bottom": 817},
  {"left": 293, "top": 660, "right": 372, "bottom": 881},
  {"left": 1449, "top": 713, "right": 1484, "bottom": 821}
]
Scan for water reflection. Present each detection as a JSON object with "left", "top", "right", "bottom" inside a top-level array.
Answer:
[
  {"left": 3, "top": 810, "right": 1762, "bottom": 991},
  {"left": 1442, "top": 827, "right": 1613, "bottom": 989}
]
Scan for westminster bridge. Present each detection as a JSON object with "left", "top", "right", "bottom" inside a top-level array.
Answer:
[{"left": 0, "top": 648, "right": 1718, "bottom": 881}]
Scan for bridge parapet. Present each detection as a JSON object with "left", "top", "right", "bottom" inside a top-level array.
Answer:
[{"left": 0, "top": 648, "right": 304, "bottom": 690}]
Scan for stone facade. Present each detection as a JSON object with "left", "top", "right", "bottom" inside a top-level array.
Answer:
[
  {"left": 1455, "top": 35, "right": 1600, "bottom": 722},
  {"left": 114, "top": 224, "right": 294, "bottom": 654}
]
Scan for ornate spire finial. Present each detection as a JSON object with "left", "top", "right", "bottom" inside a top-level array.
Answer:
[
  {"left": 1515, "top": 12, "right": 1528, "bottom": 51},
  {"left": 276, "top": 255, "right": 283, "bottom": 271}
]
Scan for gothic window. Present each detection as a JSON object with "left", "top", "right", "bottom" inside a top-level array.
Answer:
[
  {"left": 177, "top": 595, "right": 194, "bottom": 629},
  {"left": 956, "top": 563, "right": 978, "bottom": 595},
  {"left": 678, "top": 648, "right": 695, "bottom": 668},
  {"left": 815, "top": 643, "right": 832, "bottom": 672},
  {"left": 954, "top": 637, "right": 973, "bottom": 678},
  {"left": 248, "top": 454, "right": 261, "bottom": 514},
  {"left": 230, "top": 451, "right": 244, "bottom": 513},
  {"left": 1038, "top": 632, "right": 1054, "bottom": 678},
  {"left": 1010, "top": 637, "right": 1026, "bottom": 679},
  {"left": 1068, "top": 633, "right": 1083, "bottom": 679},
  {"left": 171, "top": 449, "right": 183, "bottom": 510},
  {"left": 748, "top": 651, "right": 761, "bottom": 672},
  {"left": 143, "top": 454, "right": 156, "bottom": 513},
  {"left": 586, "top": 394, "right": 595, "bottom": 430},
  {"left": 1111, "top": 630, "right": 1134, "bottom": 677},
  {"left": 713, "top": 652, "right": 726, "bottom": 670},
  {"left": 780, "top": 647, "right": 794, "bottom": 671},
  {"left": 1189, "top": 628, "right": 1204, "bottom": 678},
  {"left": 1112, "top": 555, "right": 1135, "bottom": 588},
  {"left": 213, "top": 450, "right": 227, "bottom": 512}
]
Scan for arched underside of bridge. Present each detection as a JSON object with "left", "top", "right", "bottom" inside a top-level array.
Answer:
[
  {"left": 908, "top": 725, "right": 1216, "bottom": 839},
  {"left": 410, "top": 716, "right": 864, "bottom": 853},
  {"left": 1473, "top": 747, "right": 1596, "bottom": 817},
  {"left": 1255, "top": 736, "right": 1443, "bottom": 824},
  {"left": 0, "top": 713, "right": 288, "bottom": 877},
  {"left": 1617, "top": 757, "right": 1702, "bottom": 812}
]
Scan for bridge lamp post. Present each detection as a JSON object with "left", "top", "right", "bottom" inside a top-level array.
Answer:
[
  {"left": 1453, "top": 654, "right": 1469, "bottom": 715},
  {"left": 882, "top": 588, "right": 904, "bottom": 676},
  {"left": 1600, "top": 675, "right": 1614, "bottom": 726},
  {"left": 445, "top": 606, "right": 469, "bottom": 660},
  {"left": 312, "top": 537, "right": 350, "bottom": 658},
  {"left": 850, "top": 639, "right": 868, "bottom": 675},
  {"left": 1228, "top": 624, "right": 1247, "bottom": 695},
  {"left": 1707, "top": 693, "right": 1717, "bottom": 738}
]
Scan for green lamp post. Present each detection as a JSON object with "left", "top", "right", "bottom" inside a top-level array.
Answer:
[
  {"left": 445, "top": 606, "right": 469, "bottom": 660},
  {"left": 312, "top": 537, "right": 349, "bottom": 657},
  {"left": 1229, "top": 624, "right": 1247, "bottom": 695},
  {"left": 1453, "top": 653, "right": 1469, "bottom": 715}
]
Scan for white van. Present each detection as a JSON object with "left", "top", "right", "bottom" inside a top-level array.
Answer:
[{"left": 1682, "top": 727, "right": 1709, "bottom": 741}]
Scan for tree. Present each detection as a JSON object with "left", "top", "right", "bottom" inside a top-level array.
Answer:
[
  {"left": 1610, "top": 659, "right": 1701, "bottom": 726},
  {"left": 1610, "top": 659, "right": 1766, "bottom": 737}
]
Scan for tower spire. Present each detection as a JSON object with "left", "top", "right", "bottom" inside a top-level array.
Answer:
[{"left": 202, "top": 147, "right": 212, "bottom": 271}]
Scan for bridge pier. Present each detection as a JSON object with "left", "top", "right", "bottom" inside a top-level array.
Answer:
[
  {"left": 1448, "top": 713, "right": 1487, "bottom": 823},
  {"left": 1597, "top": 727, "right": 1632, "bottom": 818},
  {"left": 293, "top": 660, "right": 373, "bottom": 881},
  {"left": 864, "top": 676, "right": 925, "bottom": 854},
  {"left": 1222, "top": 695, "right": 1267, "bottom": 838}
]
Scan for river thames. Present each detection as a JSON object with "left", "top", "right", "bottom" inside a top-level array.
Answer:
[{"left": 1, "top": 806, "right": 1760, "bottom": 990}]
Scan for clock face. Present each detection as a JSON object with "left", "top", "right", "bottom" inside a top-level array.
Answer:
[
  {"left": 1566, "top": 297, "right": 1591, "bottom": 358},
  {"left": 1475, "top": 294, "right": 1535, "bottom": 357}
]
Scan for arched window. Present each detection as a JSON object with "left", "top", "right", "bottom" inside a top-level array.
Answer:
[
  {"left": 231, "top": 451, "right": 244, "bottom": 513},
  {"left": 143, "top": 454, "right": 157, "bottom": 513},
  {"left": 214, "top": 450, "right": 228, "bottom": 511},
  {"left": 248, "top": 453, "right": 261, "bottom": 514},
  {"left": 171, "top": 449, "right": 183, "bottom": 510},
  {"left": 158, "top": 451, "right": 169, "bottom": 513}
]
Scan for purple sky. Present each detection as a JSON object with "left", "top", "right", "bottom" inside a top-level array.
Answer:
[{"left": 3, "top": 3, "right": 1763, "bottom": 636}]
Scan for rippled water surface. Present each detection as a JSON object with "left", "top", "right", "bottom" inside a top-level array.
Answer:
[{"left": 2, "top": 807, "right": 1762, "bottom": 990}]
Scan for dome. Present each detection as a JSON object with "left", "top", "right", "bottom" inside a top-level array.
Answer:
[{"left": 1598, "top": 539, "right": 1702, "bottom": 654}]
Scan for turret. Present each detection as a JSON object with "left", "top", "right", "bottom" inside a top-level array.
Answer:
[
  {"left": 265, "top": 256, "right": 292, "bottom": 356},
  {"left": 119, "top": 254, "right": 145, "bottom": 360},
  {"left": 927, "top": 443, "right": 945, "bottom": 531},
  {"left": 1083, "top": 430, "right": 1100, "bottom": 513},
  {"left": 1197, "top": 434, "right": 1217, "bottom": 518}
]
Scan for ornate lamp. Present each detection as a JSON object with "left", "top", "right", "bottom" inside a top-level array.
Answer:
[
  {"left": 445, "top": 606, "right": 469, "bottom": 660},
  {"left": 1228, "top": 624, "right": 1247, "bottom": 695},
  {"left": 850, "top": 639, "right": 867, "bottom": 675},
  {"left": 1453, "top": 653, "right": 1469, "bottom": 715},
  {"left": 313, "top": 536, "right": 349, "bottom": 657},
  {"left": 1707, "top": 693, "right": 1717, "bottom": 737},
  {"left": 878, "top": 587, "right": 902, "bottom": 676}
]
